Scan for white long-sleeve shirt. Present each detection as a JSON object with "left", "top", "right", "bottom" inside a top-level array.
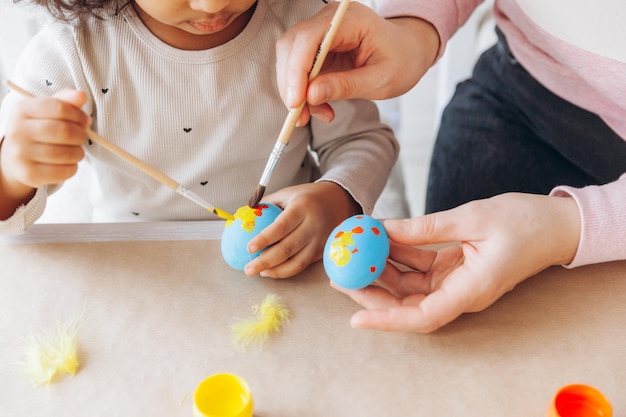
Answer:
[
  {"left": 0, "top": 0, "right": 399, "bottom": 234},
  {"left": 379, "top": 0, "right": 626, "bottom": 268}
]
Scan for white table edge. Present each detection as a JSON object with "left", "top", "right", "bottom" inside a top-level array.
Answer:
[{"left": 0, "top": 221, "right": 225, "bottom": 243}]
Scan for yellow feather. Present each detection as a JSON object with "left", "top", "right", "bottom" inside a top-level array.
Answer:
[
  {"left": 20, "top": 315, "right": 81, "bottom": 386},
  {"left": 231, "top": 294, "right": 290, "bottom": 351}
]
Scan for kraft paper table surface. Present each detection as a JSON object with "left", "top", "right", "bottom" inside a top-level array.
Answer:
[{"left": 0, "top": 221, "right": 624, "bottom": 417}]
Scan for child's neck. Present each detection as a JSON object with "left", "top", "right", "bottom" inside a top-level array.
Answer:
[{"left": 133, "top": 3, "right": 256, "bottom": 51}]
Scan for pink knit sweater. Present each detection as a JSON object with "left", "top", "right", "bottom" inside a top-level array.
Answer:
[{"left": 379, "top": 0, "right": 626, "bottom": 268}]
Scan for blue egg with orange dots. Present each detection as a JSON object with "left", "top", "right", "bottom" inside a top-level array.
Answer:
[
  {"left": 221, "top": 202, "right": 282, "bottom": 270},
  {"left": 323, "top": 214, "right": 390, "bottom": 290}
]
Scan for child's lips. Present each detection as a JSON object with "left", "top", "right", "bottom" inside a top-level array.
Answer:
[{"left": 188, "top": 18, "right": 230, "bottom": 33}]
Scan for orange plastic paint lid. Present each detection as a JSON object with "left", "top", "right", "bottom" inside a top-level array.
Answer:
[{"left": 548, "top": 384, "right": 612, "bottom": 417}]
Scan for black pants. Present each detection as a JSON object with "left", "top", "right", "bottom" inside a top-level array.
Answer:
[{"left": 425, "top": 28, "right": 626, "bottom": 213}]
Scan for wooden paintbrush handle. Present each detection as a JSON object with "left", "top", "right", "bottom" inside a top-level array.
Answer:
[
  {"left": 309, "top": 0, "right": 351, "bottom": 81},
  {"left": 84, "top": 128, "right": 178, "bottom": 190},
  {"left": 4, "top": 80, "right": 179, "bottom": 191},
  {"left": 5, "top": 79, "right": 236, "bottom": 219},
  {"left": 277, "top": 103, "right": 305, "bottom": 145},
  {"left": 275, "top": 0, "right": 351, "bottom": 146}
]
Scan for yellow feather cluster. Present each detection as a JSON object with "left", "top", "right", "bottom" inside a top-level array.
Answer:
[
  {"left": 231, "top": 294, "right": 291, "bottom": 351},
  {"left": 20, "top": 316, "right": 81, "bottom": 386}
]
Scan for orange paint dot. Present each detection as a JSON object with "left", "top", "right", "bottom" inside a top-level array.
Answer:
[
  {"left": 352, "top": 226, "right": 363, "bottom": 234},
  {"left": 371, "top": 227, "right": 380, "bottom": 236},
  {"left": 254, "top": 204, "right": 269, "bottom": 216},
  {"left": 335, "top": 230, "right": 345, "bottom": 239},
  {"left": 351, "top": 248, "right": 359, "bottom": 254}
]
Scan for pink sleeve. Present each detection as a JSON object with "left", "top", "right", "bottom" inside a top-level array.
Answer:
[
  {"left": 377, "top": 0, "right": 485, "bottom": 59},
  {"left": 551, "top": 174, "right": 626, "bottom": 268}
]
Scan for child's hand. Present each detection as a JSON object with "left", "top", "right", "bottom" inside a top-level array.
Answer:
[
  {"left": 330, "top": 193, "right": 581, "bottom": 333},
  {"left": 1, "top": 89, "right": 90, "bottom": 203},
  {"left": 244, "top": 181, "right": 361, "bottom": 278}
]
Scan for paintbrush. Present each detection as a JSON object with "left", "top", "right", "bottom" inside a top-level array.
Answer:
[
  {"left": 5, "top": 79, "right": 235, "bottom": 221},
  {"left": 247, "top": 0, "right": 352, "bottom": 208}
]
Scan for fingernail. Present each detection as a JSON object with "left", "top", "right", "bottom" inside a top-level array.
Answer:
[
  {"left": 316, "top": 113, "right": 331, "bottom": 123},
  {"left": 350, "top": 315, "right": 364, "bottom": 328},
  {"left": 383, "top": 218, "right": 409, "bottom": 234},
  {"left": 320, "top": 84, "right": 331, "bottom": 102},
  {"left": 244, "top": 265, "right": 256, "bottom": 276},
  {"left": 247, "top": 244, "right": 259, "bottom": 253}
]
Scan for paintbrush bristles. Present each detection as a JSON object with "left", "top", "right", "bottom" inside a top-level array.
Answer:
[{"left": 248, "top": 185, "right": 266, "bottom": 208}]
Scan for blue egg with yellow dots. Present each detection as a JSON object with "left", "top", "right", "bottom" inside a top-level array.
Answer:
[
  {"left": 323, "top": 214, "right": 390, "bottom": 290},
  {"left": 221, "top": 202, "right": 282, "bottom": 270}
]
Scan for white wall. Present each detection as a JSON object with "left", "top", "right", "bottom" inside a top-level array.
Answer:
[
  {"left": 0, "top": 2, "right": 47, "bottom": 96},
  {"left": 390, "top": 1, "right": 496, "bottom": 215}
]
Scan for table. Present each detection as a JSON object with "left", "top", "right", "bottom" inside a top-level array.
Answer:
[{"left": 1, "top": 221, "right": 624, "bottom": 417}]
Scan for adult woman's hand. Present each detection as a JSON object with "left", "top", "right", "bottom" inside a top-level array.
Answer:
[
  {"left": 275, "top": 2, "right": 439, "bottom": 126},
  {"left": 331, "top": 193, "right": 582, "bottom": 333}
]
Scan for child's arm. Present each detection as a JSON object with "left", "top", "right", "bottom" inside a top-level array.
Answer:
[
  {"left": 310, "top": 98, "right": 400, "bottom": 214},
  {"left": 245, "top": 98, "right": 399, "bottom": 278},
  {"left": 0, "top": 89, "right": 90, "bottom": 220}
]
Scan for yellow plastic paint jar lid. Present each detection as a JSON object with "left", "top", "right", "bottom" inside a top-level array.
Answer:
[
  {"left": 193, "top": 373, "right": 254, "bottom": 417},
  {"left": 548, "top": 384, "right": 612, "bottom": 417}
]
